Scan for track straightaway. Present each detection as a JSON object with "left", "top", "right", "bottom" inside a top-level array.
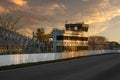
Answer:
[{"left": 0, "top": 53, "right": 120, "bottom": 80}]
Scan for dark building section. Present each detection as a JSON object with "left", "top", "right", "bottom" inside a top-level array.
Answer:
[
  {"left": 56, "top": 46, "right": 88, "bottom": 52},
  {"left": 65, "top": 23, "right": 88, "bottom": 32},
  {"left": 56, "top": 36, "right": 88, "bottom": 41}
]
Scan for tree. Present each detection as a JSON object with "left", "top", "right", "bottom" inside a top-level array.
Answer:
[
  {"left": 108, "top": 41, "right": 120, "bottom": 50},
  {"left": 0, "top": 12, "right": 22, "bottom": 32},
  {"left": 35, "top": 28, "right": 50, "bottom": 42},
  {"left": 88, "top": 36, "right": 107, "bottom": 50},
  {"left": 35, "top": 28, "right": 45, "bottom": 41}
]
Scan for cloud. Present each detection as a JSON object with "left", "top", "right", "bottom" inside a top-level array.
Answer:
[
  {"left": 72, "top": 0, "right": 120, "bottom": 23},
  {"left": 18, "top": 27, "right": 33, "bottom": 37},
  {"left": 8, "top": 0, "right": 28, "bottom": 6},
  {"left": 28, "top": 3, "right": 66, "bottom": 16},
  {"left": 82, "top": 0, "right": 90, "bottom": 2},
  {"left": 88, "top": 23, "right": 109, "bottom": 36},
  {"left": 67, "top": 0, "right": 120, "bottom": 36},
  {"left": 0, "top": 0, "right": 120, "bottom": 37},
  {"left": 0, "top": 6, "right": 6, "bottom": 13},
  {"left": 0, "top": 0, "right": 29, "bottom": 13}
]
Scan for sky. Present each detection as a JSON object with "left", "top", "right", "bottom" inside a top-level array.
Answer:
[{"left": 0, "top": 0, "right": 120, "bottom": 42}]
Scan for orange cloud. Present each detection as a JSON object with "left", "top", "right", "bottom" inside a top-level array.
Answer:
[
  {"left": 30, "top": 3, "right": 66, "bottom": 16},
  {"left": 75, "top": 8, "right": 120, "bottom": 24},
  {"left": 19, "top": 27, "right": 33, "bottom": 37},
  {"left": 0, "top": 6, "right": 5, "bottom": 13},
  {"left": 18, "top": 0, "right": 120, "bottom": 37},
  {"left": 1, "top": 0, "right": 120, "bottom": 37},
  {"left": 88, "top": 25, "right": 109, "bottom": 36},
  {"left": 69, "top": 0, "right": 120, "bottom": 36},
  {"left": 9, "top": 0, "right": 27, "bottom": 6}
]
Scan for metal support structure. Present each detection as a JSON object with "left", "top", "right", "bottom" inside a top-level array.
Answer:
[{"left": 0, "top": 27, "right": 37, "bottom": 54}]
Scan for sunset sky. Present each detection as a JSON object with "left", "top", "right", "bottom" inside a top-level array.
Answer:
[{"left": 0, "top": 0, "right": 120, "bottom": 42}]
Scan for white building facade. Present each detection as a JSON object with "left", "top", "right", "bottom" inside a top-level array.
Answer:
[{"left": 51, "top": 23, "right": 89, "bottom": 52}]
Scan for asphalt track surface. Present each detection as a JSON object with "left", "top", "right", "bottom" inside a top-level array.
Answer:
[{"left": 0, "top": 53, "right": 120, "bottom": 80}]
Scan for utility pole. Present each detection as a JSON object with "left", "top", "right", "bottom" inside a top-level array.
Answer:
[{"left": 33, "top": 32, "right": 35, "bottom": 53}]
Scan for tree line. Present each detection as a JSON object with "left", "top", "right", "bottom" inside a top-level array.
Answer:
[
  {"left": 0, "top": 12, "right": 23, "bottom": 32},
  {"left": 0, "top": 12, "right": 50, "bottom": 42}
]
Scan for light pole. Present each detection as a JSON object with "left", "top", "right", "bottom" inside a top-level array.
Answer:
[{"left": 33, "top": 32, "right": 35, "bottom": 53}]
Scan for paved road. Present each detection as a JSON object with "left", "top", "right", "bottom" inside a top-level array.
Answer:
[{"left": 0, "top": 53, "right": 120, "bottom": 80}]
